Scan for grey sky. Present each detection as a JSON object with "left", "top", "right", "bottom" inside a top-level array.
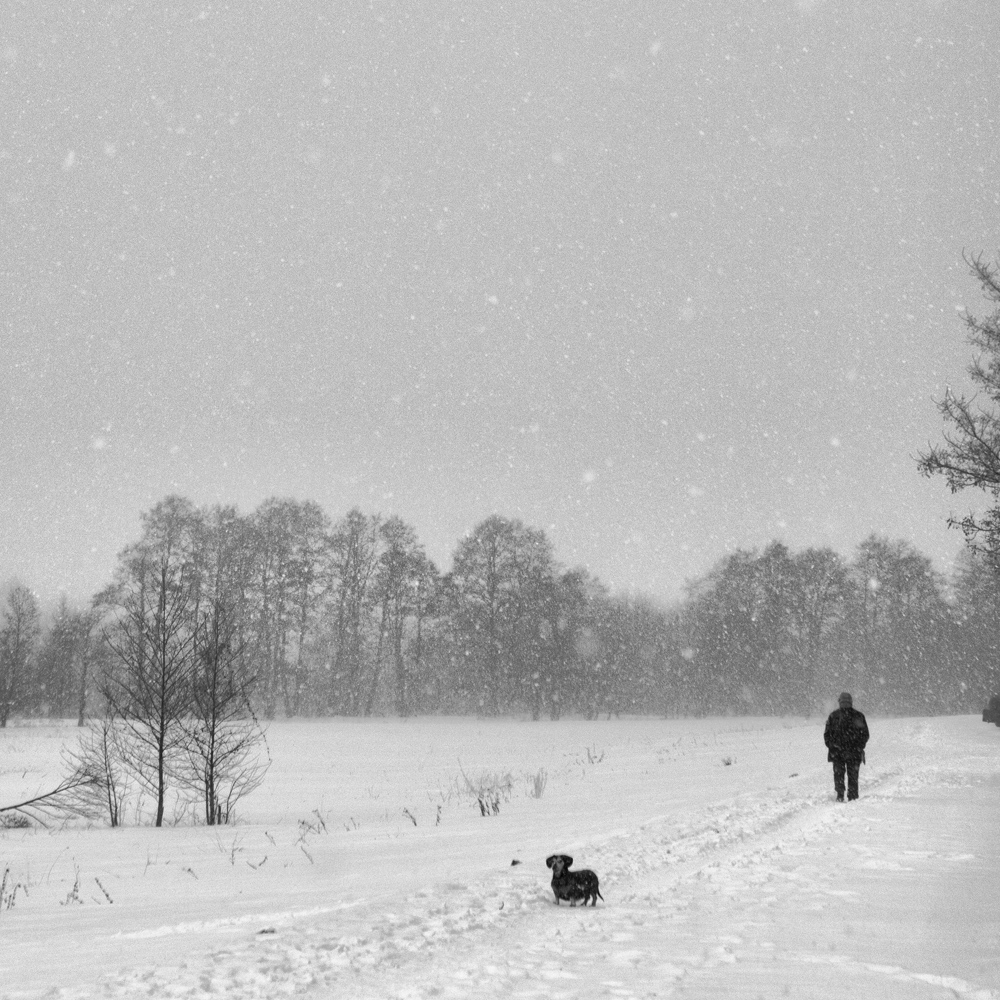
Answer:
[{"left": 2, "top": 0, "right": 997, "bottom": 605}]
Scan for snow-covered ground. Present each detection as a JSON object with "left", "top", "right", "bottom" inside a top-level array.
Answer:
[{"left": 1, "top": 712, "right": 997, "bottom": 999}]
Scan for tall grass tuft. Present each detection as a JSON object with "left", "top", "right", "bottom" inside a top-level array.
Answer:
[
  {"left": 457, "top": 761, "right": 513, "bottom": 817},
  {"left": 529, "top": 767, "right": 548, "bottom": 799}
]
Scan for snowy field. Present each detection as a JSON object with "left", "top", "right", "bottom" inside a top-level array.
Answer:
[{"left": 1, "top": 712, "right": 998, "bottom": 999}]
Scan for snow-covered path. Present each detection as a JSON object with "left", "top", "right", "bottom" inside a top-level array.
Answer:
[
  {"left": 407, "top": 773, "right": 998, "bottom": 1000},
  {"left": 254, "top": 721, "right": 999, "bottom": 1000},
  {"left": 2, "top": 715, "right": 998, "bottom": 999}
]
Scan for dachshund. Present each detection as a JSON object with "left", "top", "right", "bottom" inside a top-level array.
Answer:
[{"left": 545, "top": 854, "right": 604, "bottom": 907}]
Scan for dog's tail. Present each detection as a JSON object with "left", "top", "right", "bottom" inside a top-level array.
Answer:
[{"left": 597, "top": 888, "right": 605, "bottom": 901}]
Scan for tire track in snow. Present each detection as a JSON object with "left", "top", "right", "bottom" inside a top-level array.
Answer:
[{"left": 792, "top": 954, "right": 998, "bottom": 1000}]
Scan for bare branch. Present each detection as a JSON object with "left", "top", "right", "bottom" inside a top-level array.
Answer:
[
  {"left": 0, "top": 772, "right": 102, "bottom": 829},
  {"left": 917, "top": 252, "right": 1000, "bottom": 553}
]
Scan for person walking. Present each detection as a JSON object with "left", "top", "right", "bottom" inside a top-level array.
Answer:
[{"left": 824, "top": 692, "right": 869, "bottom": 801}]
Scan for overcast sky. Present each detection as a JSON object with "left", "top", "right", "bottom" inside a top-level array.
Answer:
[{"left": 2, "top": 0, "right": 998, "bottom": 607}]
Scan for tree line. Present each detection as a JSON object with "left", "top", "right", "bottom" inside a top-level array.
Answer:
[
  {"left": 6, "top": 252, "right": 1000, "bottom": 734},
  {"left": 2, "top": 499, "right": 998, "bottom": 729},
  {"left": 1, "top": 498, "right": 673, "bottom": 724}
]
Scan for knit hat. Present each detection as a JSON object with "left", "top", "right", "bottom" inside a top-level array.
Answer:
[{"left": 838, "top": 692, "right": 853, "bottom": 706}]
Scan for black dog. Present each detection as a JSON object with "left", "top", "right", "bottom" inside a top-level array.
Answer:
[{"left": 545, "top": 854, "right": 604, "bottom": 907}]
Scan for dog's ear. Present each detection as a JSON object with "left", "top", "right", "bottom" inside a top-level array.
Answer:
[
  {"left": 545, "top": 855, "right": 556, "bottom": 869},
  {"left": 561, "top": 855, "right": 573, "bottom": 869}
]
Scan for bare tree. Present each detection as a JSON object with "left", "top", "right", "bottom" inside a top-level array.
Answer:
[
  {"left": 62, "top": 717, "right": 132, "bottom": 827},
  {"left": 283, "top": 501, "right": 332, "bottom": 715},
  {"left": 34, "top": 595, "right": 76, "bottom": 717},
  {"left": 0, "top": 584, "right": 41, "bottom": 727},
  {"left": 369, "top": 516, "right": 437, "bottom": 716},
  {"left": 74, "top": 605, "right": 103, "bottom": 727},
  {"left": 83, "top": 499, "right": 268, "bottom": 827},
  {"left": 544, "top": 568, "right": 607, "bottom": 720},
  {"left": 786, "top": 548, "right": 850, "bottom": 714},
  {"left": 846, "top": 536, "right": 948, "bottom": 713},
  {"left": 100, "top": 497, "right": 200, "bottom": 826},
  {"left": 182, "top": 509, "right": 269, "bottom": 825},
  {"left": 449, "top": 516, "right": 556, "bottom": 715},
  {"left": 246, "top": 498, "right": 332, "bottom": 717},
  {"left": 951, "top": 549, "right": 1000, "bottom": 705},
  {"left": 328, "top": 509, "right": 381, "bottom": 714},
  {"left": 182, "top": 595, "right": 269, "bottom": 824},
  {"left": 35, "top": 597, "right": 100, "bottom": 723},
  {"left": 247, "top": 499, "right": 293, "bottom": 718},
  {"left": 679, "top": 546, "right": 796, "bottom": 714}
]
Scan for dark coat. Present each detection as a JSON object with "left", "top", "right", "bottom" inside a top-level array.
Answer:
[{"left": 824, "top": 706, "right": 869, "bottom": 763}]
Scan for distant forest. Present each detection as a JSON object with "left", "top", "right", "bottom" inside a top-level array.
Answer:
[{"left": 1, "top": 494, "right": 998, "bottom": 726}]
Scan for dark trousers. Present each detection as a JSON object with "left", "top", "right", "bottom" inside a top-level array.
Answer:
[{"left": 832, "top": 758, "right": 860, "bottom": 800}]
